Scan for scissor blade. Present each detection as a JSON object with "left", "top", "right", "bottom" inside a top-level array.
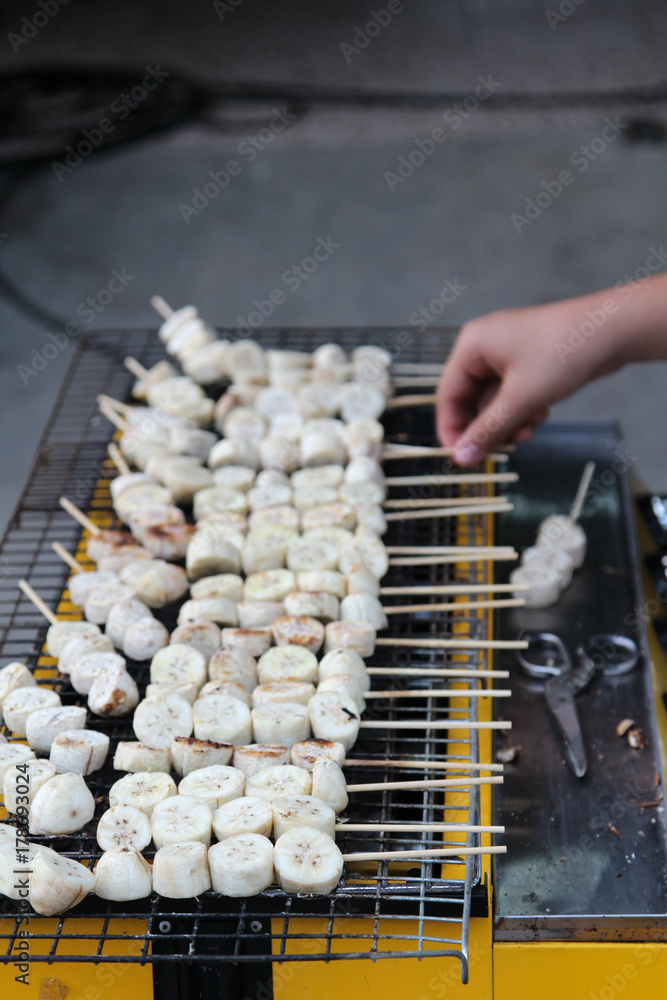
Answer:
[{"left": 544, "top": 675, "right": 588, "bottom": 778}]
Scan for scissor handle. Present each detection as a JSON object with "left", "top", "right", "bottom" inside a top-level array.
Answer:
[
  {"left": 576, "top": 633, "right": 639, "bottom": 677},
  {"left": 516, "top": 632, "right": 573, "bottom": 679}
]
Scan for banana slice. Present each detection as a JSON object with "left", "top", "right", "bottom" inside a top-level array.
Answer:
[
  {"left": 46, "top": 621, "right": 100, "bottom": 658},
  {"left": 252, "top": 683, "right": 315, "bottom": 708},
  {"left": 94, "top": 846, "right": 153, "bottom": 901},
  {"left": 113, "top": 741, "right": 171, "bottom": 773},
  {"left": 245, "top": 764, "right": 312, "bottom": 801},
  {"left": 151, "top": 794, "right": 213, "bottom": 848},
  {"left": 258, "top": 435, "right": 300, "bottom": 475},
  {"left": 84, "top": 582, "right": 139, "bottom": 626},
  {"left": 249, "top": 504, "right": 300, "bottom": 532},
  {"left": 340, "top": 593, "right": 388, "bottom": 630},
  {"left": 301, "top": 503, "right": 356, "bottom": 532},
  {"left": 293, "top": 487, "right": 339, "bottom": 512},
  {"left": 169, "top": 424, "right": 217, "bottom": 459},
  {"left": 274, "top": 826, "right": 343, "bottom": 894},
  {"left": 97, "top": 804, "right": 152, "bottom": 850},
  {"left": 312, "top": 343, "right": 347, "bottom": 369},
  {"left": 88, "top": 663, "right": 140, "bottom": 717},
  {"left": 256, "top": 385, "right": 300, "bottom": 419},
  {"left": 232, "top": 744, "right": 290, "bottom": 777},
  {"left": 208, "top": 647, "right": 257, "bottom": 692},
  {"left": 324, "top": 621, "right": 376, "bottom": 658},
  {"left": 510, "top": 565, "right": 561, "bottom": 608},
  {"left": 251, "top": 703, "right": 310, "bottom": 746},
  {"left": 123, "top": 617, "right": 170, "bottom": 660},
  {"left": 29, "top": 772, "right": 96, "bottom": 835},
  {"left": 346, "top": 563, "right": 381, "bottom": 597},
  {"left": 208, "top": 833, "right": 274, "bottom": 896},
  {"left": 291, "top": 464, "right": 344, "bottom": 492},
  {"left": 318, "top": 648, "right": 370, "bottom": 690},
  {"left": 272, "top": 794, "right": 336, "bottom": 838},
  {"left": 211, "top": 795, "right": 273, "bottom": 839},
  {"left": 290, "top": 738, "right": 346, "bottom": 770},
  {"left": 309, "top": 692, "right": 360, "bottom": 752},
  {"left": 208, "top": 436, "right": 259, "bottom": 471},
  {"left": 344, "top": 456, "right": 385, "bottom": 487},
  {"left": 286, "top": 538, "right": 338, "bottom": 572},
  {"left": 177, "top": 598, "right": 238, "bottom": 627},
  {"left": 241, "top": 543, "right": 286, "bottom": 575},
  {"left": 191, "top": 573, "right": 244, "bottom": 602},
  {"left": 186, "top": 532, "right": 242, "bottom": 581},
  {"left": 133, "top": 693, "right": 193, "bottom": 748},
  {"left": 109, "top": 771, "right": 177, "bottom": 817},
  {"left": 0, "top": 743, "right": 35, "bottom": 784},
  {"left": 247, "top": 483, "right": 293, "bottom": 513},
  {"left": 117, "top": 555, "right": 160, "bottom": 585},
  {"left": 522, "top": 544, "right": 574, "bottom": 589},
  {"left": 30, "top": 848, "right": 96, "bottom": 915},
  {"left": 272, "top": 615, "right": 325, "bottom": 653},
  {"left": 129, "top": 358, "right": 177, "bottom": 399},
  {"left": 296, "top": 570, "right": 346, "bottom": 599},
  {"left": 200, "top": 680, "right": 251, "bottom": 706},
  {"left": 311, "top": 759, "right": 348, "bottom": 812},
  {"left": 244, "top": 569, "right": 296, "bottom": 602},
  {"left": 537, "top": 514, "right": 587, "bottom": 569},
  {"left": 257, "top": 645, "right": 319, "bottom": 685},
  {"left": 115, "top": 483, "right": 175, "bottom": 523},
  {"left": 68, "top": 570, "right": 119, "bottom": 607},
  {"left": 211, "top": 465, "right": 256, "bottom": 492},
  {"left": 152, "top": 841, "right": 211, "bottom": 897},
  {"left": 86, "top": 527, "right": 142, "bottom": 562},
  {"left": 300, "top": 430, "right": 346, "bottom": 468},
  {"left": 303, "top": 526, "right": 354, "bottom": 555},
  {"left": 134, "top": 562, "right": 189, "bottom": 608},
  {"left": 283, "top": 591, "right": 340, "bottom": 624},
  {"left": 193, "top": 694, "right": 252, "bottom": 745},
  {"left": 145, "top": 681, "right": 198, "bottom": 705},
  {"left": 3, "top": 759, "right": 56, "bottom": 812},
  {"left": 297, "top": 381, "right": 339, "bottom": 419},
  {"left": 237, "top": 601, "right": 285, "bottom": 629},
  {"left": 50, "top": 730, "right": 109, "bottom": 775},
  {"left": 178, "top": 764, "right": 245, "bottom": 809},
  {"left": 70, "top": 651, "right": 125, "bottom": 696},
  {"left": 110, "top": 472, "right": 156, "bottom": 504},
  {"left": 354, "top": 503, "right": 387, "bottom": 536},
  {"left": 339, "top": 382, "right": 385, "bottom": 422},
  {"left": 105, "top": 598, "right": 153, "bottom": 648},
  {"left": 171, "top": 736, "right": 233, "bottom": 777},
  {"left": 2, "top": 686, "right": 61, "bottom": 736},
  {"left": 150, "top": 644, "right": 207, "bottom": 689},
  {"left": 142, "top": 522, "right": 197, "bottom": 560},
  {"left": 220, "top": 627, "right": 272, "bottom": 658},
  {"left": 26, "top": 706, "right": 87, "bottom": 753},
  {"left": 129, "top": 503, "right": 186, "bottom": 539},
  {"left": 58, "top": 634, "right": 115, "bottom": 674},
  {"left": 197, "top": 510, "right": 248, "bottom": 535},
  {"left": 339, "top": 529, "right": 388, "bottom": 578},
  {"left": 193, "top": 486, "right": 248, "bottom": 521},
  {"left": 343, "top": 418, "right": 383, "bottom": 460},
  {"left": 317, "top": 674, "right": 366, "bottom": 713}
]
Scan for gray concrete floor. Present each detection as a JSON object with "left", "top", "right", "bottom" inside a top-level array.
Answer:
[{"left": 0, "top": 1, "right": 666, "bottom": 534}]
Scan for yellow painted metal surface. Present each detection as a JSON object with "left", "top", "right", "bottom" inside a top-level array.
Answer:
[{"left": 494, "top": 942, "right": 667, "bottom": 999}]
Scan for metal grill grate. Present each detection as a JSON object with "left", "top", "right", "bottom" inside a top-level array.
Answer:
[{"left": 0, "top": 329, "right": 501, "bottom": 977}]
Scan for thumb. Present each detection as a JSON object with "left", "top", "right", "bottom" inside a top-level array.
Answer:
[{"left": 452, "top": 378, "right": 537, "bottom": 466}]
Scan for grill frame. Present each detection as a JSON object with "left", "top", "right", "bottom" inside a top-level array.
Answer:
[{"left": 0, "top": 329, "right": 501, "bottom": 976}]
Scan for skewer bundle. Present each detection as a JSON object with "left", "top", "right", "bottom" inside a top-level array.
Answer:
[{"left": 3, "top": 301, "right": 516, "bottom": 914}]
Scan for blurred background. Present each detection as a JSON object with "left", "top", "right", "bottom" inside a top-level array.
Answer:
[{"left": 0, "top": 0, "right": 666, "bottom": 537}]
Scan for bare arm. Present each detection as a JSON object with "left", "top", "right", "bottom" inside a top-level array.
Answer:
[{"left": 437, "top": 272, "right": 667, "bottom": 465}]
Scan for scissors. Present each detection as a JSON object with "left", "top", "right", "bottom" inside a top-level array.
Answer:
[{"left": 516, "top": 632, "right": 639, "bottom": 778}]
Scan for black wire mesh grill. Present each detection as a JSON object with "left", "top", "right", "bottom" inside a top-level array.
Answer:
[{"left": 0, "top": 329, "right": 501, "bottom": 975}]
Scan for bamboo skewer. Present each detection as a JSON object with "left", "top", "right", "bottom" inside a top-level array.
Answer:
[
  {"left": 366, "top": 667, "right": 509, "bottom": 679},
  {"left": 380, "top": 583, "right": 527, "bottom": 596},
  {"left": 52, "top": 542, "right": 83, "bottom": 574},
  {"left": 390, "top": 363, "right": 444, "bottom": 375},
  {"left": 98, "top": 394, "right": 128, "bottom": 415},
  {"left": 336, "top": 823, "right": 504, "bottom": 834},
  {"left": 18, "top": 580, "right": 58, "bottom": 626},
  {"left": 384, "top": 598, "right": 525, "bottom": 613},
  {"left": 346, "top": 776, "right": 502, "bottom": 793},
  {"left": 385, "top": 394, "right": 437, "bottom": 409},
  {"left": 385, "top": 472, "right": 517, "bottom": 486},
  {"left": 365, "top": 688, "right": 512, "bottom": 699},
  {"left": 383, "top": 496, "right": 509, "bottom": 509},
  {"left": 98, "top": 399, "right": 129, "bottom": 433},
  {"left": 375, "top": 637, "right": 527, "bottom": 650},
  {"left": 385, "top": 503, "right": 513, "bottom": 523},
  {"left": 124, "top": 357, "right": 149, "bottom": 379},
  {"left": 151, "top": 295, "right": 174, "bottom": 320},
  {"left": 384, "top": 545, "right": 515, "bottom": 555},
  {"left": 391, "top": 377, "right": 440, "bottom": 388},
  {"left": 108, "top": 443, "right": 131, "bottom": 476},
  {"left": 345, "top": 758, "right": 504, "bottom": 773},
  {"left": 570, "top": 460, "right": 596, "bottom": 522},
  {"left": 382, "top": 445, "right": 511, "bottom": 461},
  {"left": 388, "top": 548, "right": 515, "bottom": 563},
  {"left": 59, "top": 497, "right": 100, "bottom": 535},
  {"left": 359, "top": 720, "right": 511, "bottom": 731},
  {"left": 343, "top": 845, "right": 506, "bottom": 862}
]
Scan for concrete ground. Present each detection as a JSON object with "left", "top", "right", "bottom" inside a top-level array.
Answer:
[{"left": 0, "top": 0, "right": 666, "bottom": 534}]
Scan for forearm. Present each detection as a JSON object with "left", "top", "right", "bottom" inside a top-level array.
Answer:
[{"left": 602, "top": 272, "right": 667, "bottom": 365}]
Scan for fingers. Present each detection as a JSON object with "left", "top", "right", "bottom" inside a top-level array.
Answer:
[
  {"left": 450, "top": 377, "right": 544, "bottom": 466},
  {"left": 436, "top": 339, "right": 499, "bottom": 448}
]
